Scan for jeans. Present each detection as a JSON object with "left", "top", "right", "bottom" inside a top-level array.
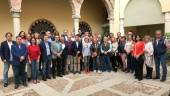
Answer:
[
  {"left": 42, "top": 56, "right": 51, "bottom": 77},
  {"left": 31, "top": 60, "right": 39, "bottom": 80},
  {"left": 155, "top": 53, "right": 167, "bottom": 79},
  {"left": 102, "top": 55, "right": 112, "bottom": 72},
  {"left": 83, "top": 56, "right": 90, "bottom": 70},
  {"left": 12, "top": 65, "right": 20, "bottom": 85},
  {"left": 93, "top": 56, "right": 100, "bottom": 71},
  {"left": 12, "top": 61, "right": 27, "bottom": 85},
  {"left": 3, "top": 61, "right": 11, "bottom": 84}
]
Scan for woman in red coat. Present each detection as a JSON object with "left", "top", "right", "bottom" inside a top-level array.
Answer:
[
  {"left": 132, "top": 35, "right": 145, "bottom": 81},
  {"left": 28, "top": 37, "right": 41, "bottom": 84}
]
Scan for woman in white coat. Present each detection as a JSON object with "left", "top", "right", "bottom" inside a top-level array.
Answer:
[{"left": 144, "top": 35, "right": 154, "bottom": 79}]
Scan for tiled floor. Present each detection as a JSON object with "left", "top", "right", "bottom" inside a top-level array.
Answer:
[{"left": 0, "top": 67, "right": 170, "bottom": 96}]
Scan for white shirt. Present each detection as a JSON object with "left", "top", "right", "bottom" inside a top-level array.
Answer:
[
  {"left": 124, "top": 40, "right": 133, "bottom": 54},
  {"left": 7, "top": 41, "right": 13, "bottom": 61},
  {"left": 111, "top": 42, "right": 118, "bottom": 53}
]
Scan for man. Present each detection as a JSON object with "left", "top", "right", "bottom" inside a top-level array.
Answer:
[
  {"left": 100, "top": 36, "right": 112, "bottom": 72},
  {"left": 51, "top": 35, "right": 63, "bottom": 78},
  {"left": 65, "top": 35, "right": 74, "bottom": 73},
  {"left": 1, "top": 32, "right": 16, "bottom": 87},
  {"left": 39, "top": 35, "right": 52, "bottom": 81},
  {"left": 72, "top": 34, "right": 82, "bottom": 74},
  {"left": 11, "top": 36, "right": 27, "bottom": 89},
  {"left": 46, "top": 31, "right": 54, "bottom": 43},
  {"left": 153, "top": 30, "right": 169, "bottom": 82}
]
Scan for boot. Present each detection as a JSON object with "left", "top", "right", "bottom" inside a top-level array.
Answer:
[
  {"left": 145, "top": 66, "right": 149, "bottom": 78},
  {"left": 146, "top": 67, "right": 153, "bottom": 79}
]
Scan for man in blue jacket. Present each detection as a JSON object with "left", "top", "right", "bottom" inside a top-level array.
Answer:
[
  {"left": 1, "top": 32, "right": 16, "bottom": 87},
  {"left": 11, "top": 36, "right": 27, "bottom": 89},
  {"left": 39, "top": 35, "right": 52, "bottom": 81}
]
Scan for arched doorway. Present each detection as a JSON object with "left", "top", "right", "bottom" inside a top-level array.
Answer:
[
  {"left": 29, "top": 19, "right": 58, "bottom": 35},
  {"left": 124, "top": 0, "right": 164, "bottom": 36},
  {"left": 79, "top": 21, "right": 92, "bottom": 35}
]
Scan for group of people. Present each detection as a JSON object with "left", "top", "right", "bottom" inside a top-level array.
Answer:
[{"left": 1, "top": 29, "right": 169, "bottom": 89}]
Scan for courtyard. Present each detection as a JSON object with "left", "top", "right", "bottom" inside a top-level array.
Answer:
[{"left": 0, "top": 67, "right": 170, "bottom": 96}]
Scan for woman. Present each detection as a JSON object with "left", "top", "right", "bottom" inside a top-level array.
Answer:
[
  {"left": 124, "top": 35, "right": 133, "bottom": 73},
  {"left": 34, "top": 32, "right": 41, "bottom": 45},
  {"left": 144, "top": 35, "right": 154, "bottom": 79},
  {"left": 111, "top": 37, "right": 118, "bottom": 72},
  {"left": 132, "top": 35, "right": 145, "bottom": 81},
  {"left": 82, "top": 36, "right": 91, "bottom": 74},
  {"left": 19, "top": 31, "right": 27, "bottom": 43},
  {"left": 118, "top": 36, "right": 127, "bottom": 72},
  {"left": 28, "top": 37, "right": 41, "bottom": 84}
]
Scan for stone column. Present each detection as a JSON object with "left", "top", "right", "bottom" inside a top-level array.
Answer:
[
  {"left": 72, "top": 15, "right": 80, "bottom": 35},
  {"left": 164, "top": 12, "right": 170, "bottom": 34},
  {"left": 11, "top": 11, "right": 21, "bottom": 37},
  {"left": 119, "top": 18, "right": 125, "bottom": 36},
  {"left": 108, "top": 17, "right": 114, "bottom": 35}
]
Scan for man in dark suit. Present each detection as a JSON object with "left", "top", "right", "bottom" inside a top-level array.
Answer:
[
  {"left": 39, "top": 35, "right": 52, "bottom": 81},
  {"left": 1, "top": 32, "right": 16, "bottom": 87},
  {"left": 72, "top": 34, "right": 82, "bottom": 74},
  {"left": 11, "top": 36, "right": 27, "bottom": 89}
]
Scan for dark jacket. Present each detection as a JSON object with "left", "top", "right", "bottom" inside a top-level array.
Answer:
[
  {"left": 153, "top": 37, "right": 167, "bottom": 56},
  {"left": 39, "top": 41, "right": 52, "bottom": 62},
  {"left": 11, "top": 43, "right": 27, "bottom": 66},
  {"left": 71, "top": 41, "right": 82, "bottom": 56},
  {"left": 1, "top": 41, "right": 16, "bottom": 63},
  {"left": 90, "top": 43, "right": 100, "bottom": 56}
]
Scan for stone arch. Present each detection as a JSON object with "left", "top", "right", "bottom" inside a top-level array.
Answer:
[
  {"left": 69, "top": 0, "right": 114, "bottom": 19},
  {"left": 124, "top": 0, "right": 163, "bottom": 27},
  {"left": 123, "top": 0, "right": 163, "bottom": 17}
]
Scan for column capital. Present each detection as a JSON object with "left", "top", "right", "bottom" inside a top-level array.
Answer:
[
  {"left": 107, "top": 17, "right": 114, "bottom": 20},
  {"left": 164, "top": 12, "right": 170, "bottom": 22},
  {"left": 72, "top": 15, "right": 81, "bottom": 19},
  {"left": 11, "top": 10, "right": 21, "bottom": 18},
  {"left": 119, "top": 18, "right": 124, "bottom": 20}
]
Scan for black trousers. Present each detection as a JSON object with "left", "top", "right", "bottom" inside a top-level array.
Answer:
[
  {"left": 61, "top": 56, "right": 66, "bottom": 75},
  {"left": 134, "top": 55, "right": 144, "bottom": 80},
  {"left": 52, "top": 57, "right": 62, "bottom": 76},
  {"left": 110, "top": 54, "right": 118, "bottom": 70}
]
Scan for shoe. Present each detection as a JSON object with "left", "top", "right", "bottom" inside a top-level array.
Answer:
[
  {"left": 153, "top": 76, "right": 160, "bottom": 79},
  {"left": 23, "top": 82, "right": 28, "bottom": 87},
  {"left": 4, "top": 83, "right": 8, "bottom": 87},
  {"left": 146, "top": 76, "right": 152, "bottom": 79},
  {"left": 57, "top": 74, "right": 63, "bottom": 77},
  {"left": 47, "top": 75, "right": 51, "bottom": 79},
  {"left": 160, "top": 78, "right": 166, "bottom": 82},
  {"left": 14, "top": 84, "right": 19, "bottom": 89},
  {"left": 36, "top": 80, "right": 40, "bottom": 83},
  {"left": 98, "top": 70, "right": 102, "bottom": 74},
  {"left": 93, "top": 70, "right": 97, "bottom": 73},
  {"left": 42, "top": 76, "right": 47, "bottom": 81},
  {"left": 138, "top": 78, "right": 143, "bottom": 81},
  {"left": 53, "top": 76, "right": 56, "bottom": 79},
  {"left": 28, "top": 78, "right": 31, "bottom": 82}
]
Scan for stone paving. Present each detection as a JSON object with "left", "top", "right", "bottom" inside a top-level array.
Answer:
[{"left": 0, "top": 67, "right": 170, "bottom": 96}]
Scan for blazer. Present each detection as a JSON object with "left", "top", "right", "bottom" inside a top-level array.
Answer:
[
  {"left": 71, "top": 41, "right": 82, "bottom": 56},
  {"left": 39, "top": 41, "right": 52, "bottom": 62},
  {"left": 11, "top": 43, "right": 27, "bottom": 66},
  {"left": 1, "top": 41, "right": 16, "bottom": 63}
]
